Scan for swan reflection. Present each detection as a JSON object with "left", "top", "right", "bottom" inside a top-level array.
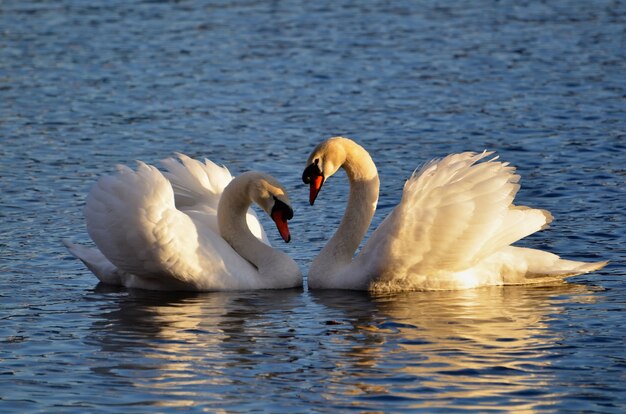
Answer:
[
  {"left": 85, "top": 283, "right": 598, "bottom": 411},
  {"left": 86, "top": 286, "right": 304, "bottom": 407},
  {"left": 311, "top": 283, "right": 597, "bottom": 410}
]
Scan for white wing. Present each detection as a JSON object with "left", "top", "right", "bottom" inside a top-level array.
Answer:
[
  {"left": 357, "top": 152, "right": 554, "bottom": 287},
  {"left": 84, "top": 162, "right": 260, "bottom": 290},
  {"left": 161, "top": 154, "right": 270, "bottom": 245}
]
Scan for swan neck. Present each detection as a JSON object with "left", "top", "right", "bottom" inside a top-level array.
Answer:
[
  {"left": 218, "top": 176, "right": 275, "bottom": 270},
  {"left": 314, "top": 143, "right": 379, "bottom": 277}
]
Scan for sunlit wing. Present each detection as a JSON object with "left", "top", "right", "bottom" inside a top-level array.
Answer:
[
  {"left": 357, "top": 152, "right": 553, "bottom": 285},
  {"left": 84, "top": 162, "right": 257, "bottom": 288}
]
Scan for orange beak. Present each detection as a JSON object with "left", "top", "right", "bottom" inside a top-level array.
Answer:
[
  {"left": 309, "top": 174, "right": 324, "bottom": 205},
  {"left": 271, "top": 208, "right": 291, "bottom": 243}
]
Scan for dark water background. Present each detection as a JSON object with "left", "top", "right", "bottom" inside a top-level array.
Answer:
[{"left": 1, "top": 1, "right": 625, "bottom": 412}]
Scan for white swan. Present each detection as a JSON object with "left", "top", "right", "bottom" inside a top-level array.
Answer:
[
  {"left": 64, "top": 154, "right": 302, "bottom": 290},
  {"left": 302, "top": 137, "right": 607, "bottom": 291}
]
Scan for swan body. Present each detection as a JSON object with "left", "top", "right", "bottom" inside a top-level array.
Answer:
[
  {"left": 65, "top": 155, "right": 302, "bottom": 291},
  {"left": 302, "top": 137, "right": 607, "bottom": 291}
]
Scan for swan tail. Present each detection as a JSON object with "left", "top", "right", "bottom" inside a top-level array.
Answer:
[
  {"left": 161, "top": 154, "right": 232, "bottom": 210},
  {"left": 494, "top": 246, "right": 608, "bottom": 285},
  {"left": 62, "top": 240, "right": 123, "bottom": 285}
]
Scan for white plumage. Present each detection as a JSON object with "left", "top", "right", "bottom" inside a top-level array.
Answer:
[
  {"left": 303, "top": 137, "right": 607, "bottom": 291},
  {"left": 64, "top": 155, "right": 301, "bottom": 291}
]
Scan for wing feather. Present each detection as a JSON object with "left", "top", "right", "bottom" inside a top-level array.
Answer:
[
  {"left": 85, "top": 162, "right": 203, "bottom": 283},
  {"left": 161, "top": 154, "right": 270, "bottom": 245},
  {"left": 161, "top": 154, "right": 232, "bottom": 210},
  {"left": 358, "top": 152, "right": 552, "bottom": 284}
]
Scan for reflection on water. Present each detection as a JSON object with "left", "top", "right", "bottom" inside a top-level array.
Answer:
[
  {"left": 85, "top": 287, "right": 309, "bottom": 410},
  {"left": 81, "top": 283, "right": 603, "bottom": 411},
  {"left": 310, "top": 284, "right": 602, "bottom": 411}
]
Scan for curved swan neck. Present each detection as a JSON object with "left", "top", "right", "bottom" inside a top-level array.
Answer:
[
  {"left": 312, "top": 139, "right": 379, "bottom": 279},
  {"left": 218, "top": 174, "right": 275, "bottom": 270}
]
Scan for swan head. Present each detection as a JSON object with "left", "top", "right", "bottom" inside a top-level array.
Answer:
[
  {"left": 248, "top": 173, "right": 294, "bottom": 243},
  {"left": 302, "top": 137, "right": 348, "bottom": 205}
]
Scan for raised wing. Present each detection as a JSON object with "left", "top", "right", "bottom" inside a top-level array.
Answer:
[
  {"left": 85, "top": 162, "right": 206, "bottom": 284},
  {"left": 80, "top": 160, "right": 268, "bottom": 290},
  {"left": 161, "top": 154, "right": 270, "bottom": 245},
  {"left": 357, "top": 152, "right": 552, "bottom": 284},
  {"left": 82, "top": 160, "right": 267, "bottom": 290},
  {"left": 161, "top": 153, "right": 232, "bottom": 211}
]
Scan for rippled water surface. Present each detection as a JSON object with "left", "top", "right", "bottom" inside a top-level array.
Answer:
[{"left": 1, "top": 1, "right": 625, "bottom": 412}]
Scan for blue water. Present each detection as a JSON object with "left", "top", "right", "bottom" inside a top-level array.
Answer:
[{"left": 1, "top": 0, "right": 625, "bottom": 412}]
